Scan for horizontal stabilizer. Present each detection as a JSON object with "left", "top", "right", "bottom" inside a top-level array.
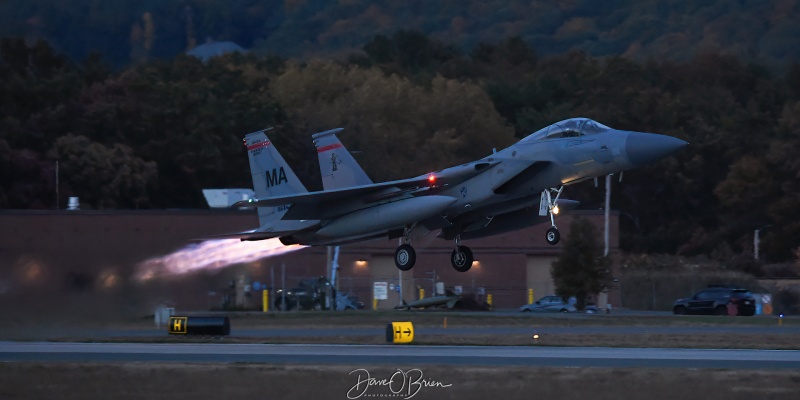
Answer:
[{"left": 200, "top": 230, "right": 280, "bottom": 242}]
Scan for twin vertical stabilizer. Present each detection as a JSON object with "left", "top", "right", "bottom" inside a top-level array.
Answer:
[
  {"left": 244, "top": 129, "right": 308, "bottom": 229},
  {"left": 312, "top": 128, "right": 373, "bottom": 190},
  {"left": 240, "top": 127, "right": 374, "bottom": 237}
]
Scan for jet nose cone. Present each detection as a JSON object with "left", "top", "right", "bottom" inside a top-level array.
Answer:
[{"left": 625, "top": 132, "right": 688, "bottom": 167}]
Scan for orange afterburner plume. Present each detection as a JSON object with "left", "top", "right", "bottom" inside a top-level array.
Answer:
[{"left": 135, "top": 238, "right": 305, "bottom": 280}]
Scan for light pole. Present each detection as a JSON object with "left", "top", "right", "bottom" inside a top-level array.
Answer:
[
  {"left": 754, "top": 225, "right": 772, "bottom": 261},
  {"left": 425, "top": 271, "right": 436, "bottom": 296},
  {"left": 604, "top": 174, "right": 611, "bottom": 257}
]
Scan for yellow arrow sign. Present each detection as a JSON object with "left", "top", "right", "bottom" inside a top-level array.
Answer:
[{"left": 386, "top": 321, "right": 414, "bottom": 344}]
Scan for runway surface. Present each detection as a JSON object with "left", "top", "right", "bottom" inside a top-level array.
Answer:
[{"left": 2, "top": 342, "right": 798, "bottom": 369}]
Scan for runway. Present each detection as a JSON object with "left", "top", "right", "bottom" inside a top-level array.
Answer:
[{"left": 2, "top": 342, "right": 798, "bottom": 369}]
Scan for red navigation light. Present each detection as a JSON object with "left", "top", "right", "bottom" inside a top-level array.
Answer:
[{"left": 428, "top": 174, "right": 436, "bottom": 184}]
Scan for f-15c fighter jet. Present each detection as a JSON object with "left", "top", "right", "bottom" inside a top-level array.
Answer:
[{"left": 230, "top": 118, "right": 687, "bottom": 272}]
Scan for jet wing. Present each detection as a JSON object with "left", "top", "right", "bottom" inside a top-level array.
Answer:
[
  {"left": 232, "top": 176, "right": 435, "bottom": 207},
  {"left": 231, "top": 163, "right": 502, "bottom": 220}
]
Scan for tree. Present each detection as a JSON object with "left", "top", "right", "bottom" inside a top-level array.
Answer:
[
  {"left": 550, "top": 218, "right": 611, "bottom": 309},
  {"left": 51, "top": 135, "right": 157, "bottom": 209},
  {"left": 270, "top": 60, "right": 515, "bottom": 181}
]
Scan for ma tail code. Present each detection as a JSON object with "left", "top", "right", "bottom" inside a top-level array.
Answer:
[{"left": 266, "top": 167, "right": 288, "bottom": 187}]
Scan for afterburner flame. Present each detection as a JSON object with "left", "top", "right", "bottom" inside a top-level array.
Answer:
[{"left": 135, "top": 238, "right": 306, "bottom": 280}]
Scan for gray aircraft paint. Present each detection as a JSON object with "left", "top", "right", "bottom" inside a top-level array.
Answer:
[
  {"left": 312, "top": 128, "right": 373, "bottom": 190},
  {"left": 233, "top": 118, "right": 686, "bottom": 266},
  {"left": 244, "top": 130, "right": 318, "bottom": 236}
]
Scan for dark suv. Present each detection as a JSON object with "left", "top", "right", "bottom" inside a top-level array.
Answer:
[{"left": 673, "top": 286, "right": 756, "bottom": 316}]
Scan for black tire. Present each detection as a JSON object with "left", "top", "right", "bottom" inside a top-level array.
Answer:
[
  {"left": 451, "top": 246, "right": 474, "bottom": 272},
  {"left": 546, "top": 227, "right": 560, "bottom": 245},
  {"left": 522, "top": 308, "right": 531, "bottom": 313},
  {"left": 559, "top": 309, "right": 568, "bottom": 313},
  {"left": 673, "top": 306, "right": 687, "bottom": 315},
  {"left": 394, "top": 244, "right": 416, "bottom": 271},
  {"left": 715, "top": 305, "right": 728, "bottom": 315}
]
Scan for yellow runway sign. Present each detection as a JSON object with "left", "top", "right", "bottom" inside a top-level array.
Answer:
[
  {"left": 386, "top": 322, "right": 414, "bottom": 344},
  {"left": 168, "top": 317, "right": 188, "bottom": 334}
]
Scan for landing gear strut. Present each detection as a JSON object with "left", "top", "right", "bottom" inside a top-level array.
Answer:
[
  {"left": 450, "top": 235, "right": 474, "bottom": 272},
  {"left": 394, "top": 225, "right": 416, "bottom": 271},
  {"left": 540, "top": 187, "right": 563, "bottom": 245}
]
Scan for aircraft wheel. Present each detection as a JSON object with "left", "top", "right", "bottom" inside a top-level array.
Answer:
[
  {"left": 451, "top": 246, "right": 474, "bottom": 272},
  {"left": 395, "top": 244, "right": 416, "bottom": 271},
  {"left": 546, "top": 227, "right": 560, "bottom": 245}
]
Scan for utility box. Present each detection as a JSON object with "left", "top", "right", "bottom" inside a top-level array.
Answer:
[
  {"left": 67, "top": 197, "right": 80, "bottom": 210},
  {"left": 154, "top": 306, "right": 175, "bottom": 328}
]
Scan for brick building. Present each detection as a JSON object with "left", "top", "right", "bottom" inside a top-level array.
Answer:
[{"left": 0, "top": 209, "right": 619, "bottom": 311}]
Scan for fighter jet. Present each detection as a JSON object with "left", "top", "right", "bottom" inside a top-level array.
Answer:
[
  {"left": 231, "top": 118, "right": 686, "bottom": 272},
  {"left": 394, "top": 290, "right": 461, "bottom": 310}
]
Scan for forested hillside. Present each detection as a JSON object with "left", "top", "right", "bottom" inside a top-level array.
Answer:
[
  {"left": 2, "top": 33, "right": 800, "bottom": 263},
  {"left": 1, "top": 1, "right": 799, "bottom": 68}
]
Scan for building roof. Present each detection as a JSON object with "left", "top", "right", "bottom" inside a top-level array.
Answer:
[{"left": 186, "top": 41, "right": 245, "bottom": 62}]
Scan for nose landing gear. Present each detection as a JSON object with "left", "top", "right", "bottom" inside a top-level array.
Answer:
[
  {"left": 545, "top": 227, "right": 560, "bottom": 245},
  {"left": 540, "top": 187, "right": 564, "bottom": 245}
]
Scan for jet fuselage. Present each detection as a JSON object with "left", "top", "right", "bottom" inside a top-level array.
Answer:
[{"left": 278, "top": 122, "right": 685, "bottom": 247}]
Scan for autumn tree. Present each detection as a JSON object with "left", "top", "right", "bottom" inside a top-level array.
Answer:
[
  {"left": 51, "top": 135, "right": 157, "bottom": 209},
  {"left": 60, "top": 53, "right": 285, "bottom": 207},
  {"left": 3, "top": 30, "right": 800, "bottom": 262},
  {"left": 762, "top": 101, "right": 800, "bottom": 260},
  {"left": 270, "top": 60, "right": 515, "bottom": 182},
  {"left": 360, "top": 30, "right": 460, "bottom": 79},
  {"left": 550, "top": 218, "right": 611, "bottom": 309}
]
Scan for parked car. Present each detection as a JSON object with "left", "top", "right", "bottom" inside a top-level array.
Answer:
[
  {"left": 584, "top": 302, "right": 600, "bottom": 314},
  {"left": 672, "top": 286, "right": 756, "bottom": 316},
  {"left": 519, "top": 295, "right": 577, "bottom": 313},
  {"left": 274, "top": 277, "right": 332, "bottom": 311}
]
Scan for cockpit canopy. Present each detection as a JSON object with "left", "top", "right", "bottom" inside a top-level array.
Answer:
[{"left": 522, "top": 118, "right": 612, "bottom": 142}]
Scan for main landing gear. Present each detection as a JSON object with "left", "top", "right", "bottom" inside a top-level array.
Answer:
[
  {"left": 541, "top": 187, "right": 563, "bottom": 245},
  {"left": 394, "top": 226, "right": 416, "bottom": 271},
  {"left": 393, "top": 229, "right": 475, "bottom": 273},
  {"left": 394, "top": 244, "right": 416, "bottom": 271},
  {"left": 450, "top": 235, "right": 474, "bottom": 272}
]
